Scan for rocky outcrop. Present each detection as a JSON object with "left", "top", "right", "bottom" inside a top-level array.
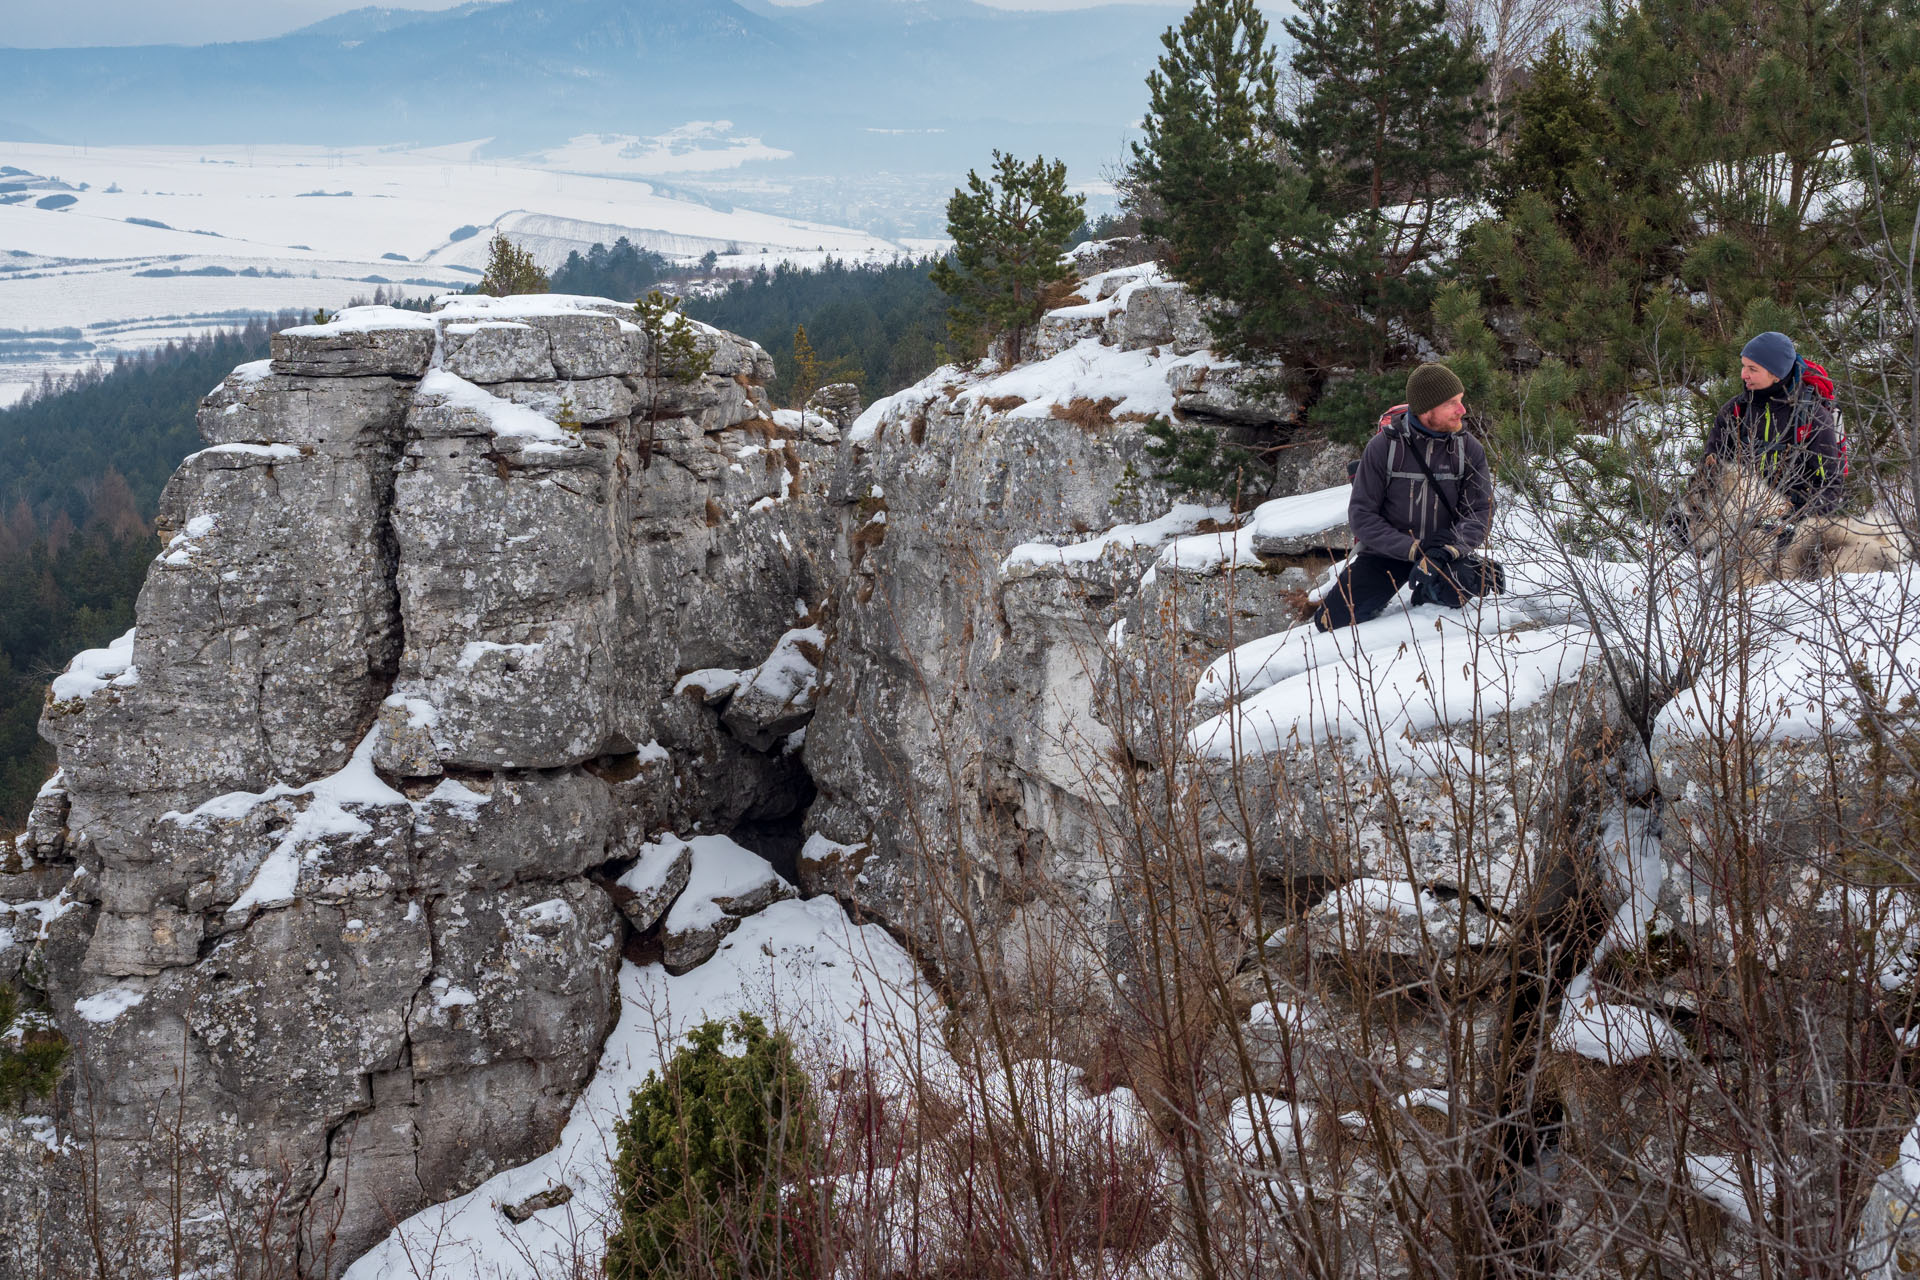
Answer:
[
  {"left": 2, "top": 296, "right": 834, "bottom": 1276},
  {"left": 12, "top": 257, "right": 1897, "bottom": 1280}
]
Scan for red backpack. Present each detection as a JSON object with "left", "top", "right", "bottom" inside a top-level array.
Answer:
[{"left": 1345, "top": 403, "right": 1414, "bottom": 482}]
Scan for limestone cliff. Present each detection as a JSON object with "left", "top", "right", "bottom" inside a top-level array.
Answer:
[
  {"left": 5, "top": 257, "right": 1914, "bottom": 1280},
  {"left": 0, "top": 295, "right": 838, "bottom": 1273},
  {"left": 0, "top": 271, "right": 1313, "bottom": 1273}
]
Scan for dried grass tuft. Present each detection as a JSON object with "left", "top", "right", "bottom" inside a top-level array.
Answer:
[{"left": 1053, "top": 396, "right": 1125, "bottom": 431}]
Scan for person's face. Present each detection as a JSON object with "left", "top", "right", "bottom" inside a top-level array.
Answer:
[
  {"left": 1740, "top": 357, "right": 1780, "bottom": 391},
  {"left": 1423, "top": 392, "right": 1467, "bottom": 433}
]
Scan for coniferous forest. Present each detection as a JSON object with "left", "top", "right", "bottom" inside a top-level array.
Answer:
[
  {"left": 0, "top": 327, "right": 294, "bottom": 829},
  {"left": 684, "top": 257, "right": 950, "bottom": 406}
]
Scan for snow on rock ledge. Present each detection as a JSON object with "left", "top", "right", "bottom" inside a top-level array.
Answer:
[{"left": 344, "top": 895, "right": 947, "bottom": 1280}]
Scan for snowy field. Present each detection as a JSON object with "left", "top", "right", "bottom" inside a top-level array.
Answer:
[{"left": 0, "top": 135, "right": 915, "bottom": 405}]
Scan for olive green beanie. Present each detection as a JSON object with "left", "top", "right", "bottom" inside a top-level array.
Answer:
[{"left": 1406, "top": 363, "right": 1465, "bottom": 417}]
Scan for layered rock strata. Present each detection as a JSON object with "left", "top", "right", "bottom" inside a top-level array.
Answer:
[{"left": 1, "top": 296, "right": 835, "bottom": 1275}]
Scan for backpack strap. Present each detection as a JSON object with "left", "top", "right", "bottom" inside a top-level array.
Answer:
[{"left": 1399, "top": 421, "right": 1461, "bottom": 527}]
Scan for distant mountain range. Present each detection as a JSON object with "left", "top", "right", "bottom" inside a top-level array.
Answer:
[{"left": 0, "top": 0, "right": 1175, "bottom": 176}]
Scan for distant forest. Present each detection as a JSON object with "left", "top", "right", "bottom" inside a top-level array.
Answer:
[
  {"left": 549, "top": 242, "right": 952, "bottom": 407},
  {"left": 0, "top": 322, "right": 300, "bottom": 831},
  {"left": 0, "top": 259, "right": 958, "bottom": 831},
  {"left": 685, "top": 258, "right": 949, "bottom": 405}
]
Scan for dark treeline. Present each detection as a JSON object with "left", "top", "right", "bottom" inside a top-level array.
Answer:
[
  {"left": 548, "top": 237, "right": 672, "bottom": 301},
  {"left": 0, "top": 319, "right": 300, "bottom": 833},
  {"left": 685, "top": 257, "right": 949, "bottom": 405},
  {"left": 539, "top": 241, "right": 950, "bottom": 406},
  {"left": 1, "top": 316, "right": 300, "bottom": 534},
  {"left": 0, "top": 529, "right": 155, "bottom": 834}
]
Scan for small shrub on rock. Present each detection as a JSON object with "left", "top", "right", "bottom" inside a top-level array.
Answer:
[
  {"left": 606, "top": 1013, "right": 820, "bottom": 1280},
  {"left": 0, "top": 982, "right": 66, "bottom": 1112},
  {"left": 478, "top": 233, "right": 548, "bottom": 297}
]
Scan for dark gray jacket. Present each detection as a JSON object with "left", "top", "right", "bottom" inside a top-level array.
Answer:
[
  {"left": 1702, "top": 367, "right": 1846, "bottom": 515},
  {"left": 1347, "top": 410, "right": 1494, "bottom": 562}
]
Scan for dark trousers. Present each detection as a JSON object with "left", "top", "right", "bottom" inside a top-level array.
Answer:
[{"left": 1314, "top": 552, "right": 1504, "bottom": 631}]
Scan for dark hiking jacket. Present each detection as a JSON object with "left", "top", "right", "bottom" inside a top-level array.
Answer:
[
  {"left": 1703, "top": 364, "right": 1846, "bottom": 516},
  {"left": 1347, "top": 410, "right": 1494, "bottom": 563}
]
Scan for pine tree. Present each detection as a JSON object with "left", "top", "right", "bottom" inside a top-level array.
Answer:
[
  {"left": 1131, "top": 0, "right": 1283, "bottom": 304},
  {"left": 0, "top": 983, "right": 66, "bottom": 1112},
  {"left": 1591, "top": 0, "right": 1920, "bottom": 347},
  {"left": 632, "top": 290, "right": 714, "bottom": 469},
  {"left": 605, "top": 1015, "right": 816, "bottom": 1280},
  {"left": 789, "top": 324, "right": 822, "bottom": 411},
  {"left": 929, "top": 152, "right": 1085, "bottom": 365},
  {"left": 479, "top": 233, "right": 550, "bottom": 297},
  {"left": 1280, "top": 0, "right": 1491, "bottom": 434},
  {"left": 1130, "top": 0, "right": 1334, "bottom": 377},
  {"left": 1490, "top": 31, "right": 1614, "bottom": 231}
]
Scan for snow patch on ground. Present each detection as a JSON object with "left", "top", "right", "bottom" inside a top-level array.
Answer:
[
  {"left": 280, "top": 303, "right": 435, "bottom": 337},
  {"left": 344, "top": 896, "right": 947, "bottom": 1280},
  {"left": 1187, "top": 602, "right": 1596, "bottom": 768},
  {"left": 661, "top": 835, "right": 785, "bottom": 934}
]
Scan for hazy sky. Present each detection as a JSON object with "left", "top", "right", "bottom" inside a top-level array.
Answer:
[{"left": 5, "top": 0, "right": 1180, "bottom": 50}]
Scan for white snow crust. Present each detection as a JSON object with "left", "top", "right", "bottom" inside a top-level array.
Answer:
[
  {"left": 344, "top": 896, "right": 947, "bottom": 1280},
  {"left": 49, "top": 628, "right": 139, "bottom": 702},
  {"left": 1004, "top": 503, "right": 1230, "bottom": 572},
  {"left": 73, "top": 987, "right": 147, "bottom": 1025},
  {"left": 418, "top": 371, "right": 580, "bottom": 452}
]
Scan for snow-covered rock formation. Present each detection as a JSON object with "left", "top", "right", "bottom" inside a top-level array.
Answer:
[{"left": 6, "top": 253, "right": 1915, "bottom": 1278}]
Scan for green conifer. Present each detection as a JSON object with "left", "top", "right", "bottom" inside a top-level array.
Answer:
[
  {"left": 789, "top": 324, "right": 822, "bottom": 411},
  {"left": 0, "top": 983, "right": 66, "bottom": 1113},
  {"left": 1280, "top": 0, "right": 1490, "bottom": 425},
  {"left": 605, "top": 1014, "right": 817, "bottom": 1280},
  {"left": 633, "top": 290, "right": 714, "bottom": 469},
  {"left": 930, "top": 152, "right": 1085, "bottom": 365},
  {"left": 478, "top": 233, "right": 550, "bottom": 298}
]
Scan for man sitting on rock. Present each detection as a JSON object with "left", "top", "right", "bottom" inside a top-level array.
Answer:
[
  {"left": 1697, "top": 330, "right": 1846, "bottom": 517},
  {"left": 1314, "top": 363, "right": 1500, "bottom": 631}
]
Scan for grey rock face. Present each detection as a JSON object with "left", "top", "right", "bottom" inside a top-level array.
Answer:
[
  {"left": 13, "top": 295, "right": 830, "bottom": 1277},
  {"left": 270, "top": 309, "right": 436, "bottom": 377},
  {"left": 1116, "top": 282, "right": 1212, "bottom": 355},
  {"left": 45, "top": 439, "right": 401, "bottom": 798},
  {"left": 808, "top": 382, "right": 863, "bottom": 431},
  {"left": 441, "top": 321, "right": 557, "bottom": 383},
  {"left": 1167, "top": 361, "right": 1298, "bottom": 426},
  {"left": 491, "top": 376, "right": 638, "bottom": 425},
  {"left": 199, "top": 368, "right": 414, "bottom": 446},
  {"left": 1066, "top": 236, "right": 1160, "bottom": 277}
]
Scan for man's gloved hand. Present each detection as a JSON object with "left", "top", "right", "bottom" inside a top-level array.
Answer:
[{"left": 1422, "top": 540, "right": 1461, "bottom": 564}]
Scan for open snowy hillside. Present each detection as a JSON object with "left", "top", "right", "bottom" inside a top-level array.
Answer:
[{"left": 0, "top": 138, "right": 911, "bottom": 405}]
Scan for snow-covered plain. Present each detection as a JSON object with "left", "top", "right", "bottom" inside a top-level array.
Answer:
[{"left": 0, "top": 136, "right": 911, "bottom": 404}]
